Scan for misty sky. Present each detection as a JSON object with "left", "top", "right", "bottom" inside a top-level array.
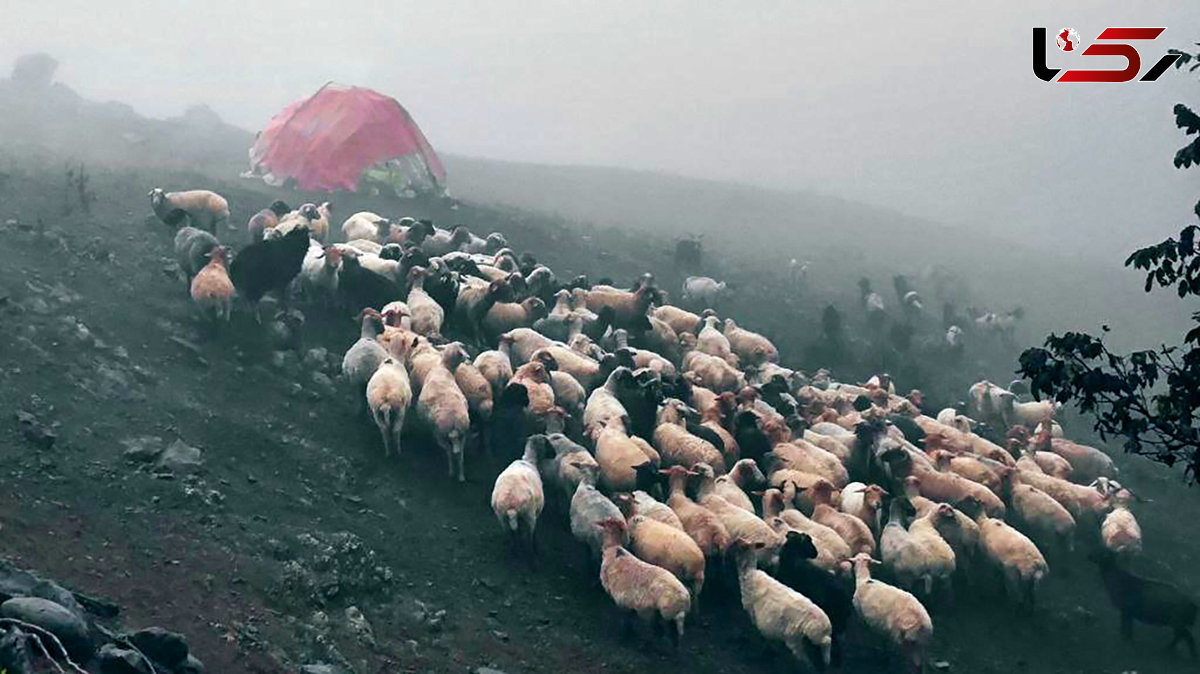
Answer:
[{"left": 3, "top": 1, "right": 1199, "bottom": 257}]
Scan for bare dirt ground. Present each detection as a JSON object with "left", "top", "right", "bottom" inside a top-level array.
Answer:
[{"left": 1, "top": 155, "right": 1198, "bottom": 674}]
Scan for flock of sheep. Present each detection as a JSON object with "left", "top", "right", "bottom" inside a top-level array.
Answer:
[{"left": 149, "top": 186, "right": 1197, "bottom": 673}]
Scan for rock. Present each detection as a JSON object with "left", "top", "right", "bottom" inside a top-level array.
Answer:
[
  {"left": 97, "top": 643, "right": 153, "bottom": 674},
  {"left": 153, "top": 439, "right": 203, "bottom": 475},
  {"left": 298, "top": 665, "right": 343, "bottom": 674},
  {"left": 0, "top": 596, "right": 93, "bottom": 661},
  {"left": 932, "top": 662, "right": 951, "bottom": 672},
  {"left": 0, "top": 559, "right": 88, "bottom": 623},
  {"left": 0, "top": 626, "right": 40, "bottom": 674},
  {"left": 122, "top": 436, "right": 165, "bottom": 463},
  {"left": 303, "top": 348, "right": 329, "bottom": 370},
  {"left": 176, "top": 654, "right": 206, "bottom": 674},
  {"left": 124, "top": 626, "right": 189, "bottom": 668},
  {"left": 15, "top": 410, "right": 56, "bottom": 449},
  {"left": 311, "top": 372, "right": 336, "bottom": 395},
  {"left": 475, "top": 668, "right": 508, "bottom": 674},
  {"left": 344, "top": 606, "right": 375, "bottom": 647},
  {"left": 23, "top": 297, "right": 51, "bottom": 315},
  {"left": 271, "top": 350, "right": 299, "bottom": 371}
]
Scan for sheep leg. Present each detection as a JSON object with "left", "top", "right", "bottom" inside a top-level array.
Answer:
[
  {"left": 799, "top": 639, "right": 827, "bottom": 673},
  {"left": 1170, "top": 626, "right": 1197, "bottom": 659},
  {"left": 830, "top": 635, "right": 844, "bottom": 668},
  {"left": 377, "top": 423, "right": 391, "bottom": 457},
  {"left": 452, "top": 434, "right": 467, "bottom": 482},
  {"left": 391, "top": 423, "right": 403, "bottom": 458},
  {"left": 664, "top": 614, "right": 681, "bottom": 650},
  {"left": 619, "top": 610, "right": 637, "bottom": 640}
]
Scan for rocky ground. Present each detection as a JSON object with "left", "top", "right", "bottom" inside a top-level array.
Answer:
[{"left": 0, "top": 155, "right": 1198, "bottom": 674}]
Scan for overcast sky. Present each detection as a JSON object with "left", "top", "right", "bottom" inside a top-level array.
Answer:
[{"left": 3, "top": 1, "right": 1198, "bottom": 257}]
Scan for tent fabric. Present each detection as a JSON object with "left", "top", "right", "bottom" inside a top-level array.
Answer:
[{"left": 248, "top": 82, "right": 446, "bottom": 193}]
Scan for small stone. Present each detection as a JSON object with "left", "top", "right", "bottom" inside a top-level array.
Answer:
[
  {"left": 24, "top": 297, "right": 51, "bottom": 315},
  {"left": 168, "top": 336, "right": 204, "bottom": 358},
  {"left": 303, "top": 347, "right": 329, "bottom": 370},
  {"left": 475, "top": 668, "right": 508, "bottom": 674},
  {"left": 344, "top": 605, "right": 376, "bottom": 647},
  {"left": 311, "top": 372, "right": 335, "bottom": 394},
  {"left": 491, "top": 630, "right": 509, "bottom": 642},
  {"left": 270, "top": 350, "right": 295, "bottom": 370},
  {"left": 0, "top": 596, "right": 93, "bottom": 661},
  {"left": 121, "top": 436, "right": 165, "bottom": 463},
  {"left": 125, "top": 626, "right": 189, "bottom": 668},
  {"left": 299, "top": 665, "right": 342, "bottom": 674},
  {"left": 15, "top": 410, "right": 56, "bottom": 449},
  {"left": 97, "top": 643, "right": 153, "bottom": 674},
  {"left": 153, "top": 439, "right": 203, "bottom": 475},
  {"left": 932, "top": 662, "right": 951, "bottom": 672}
]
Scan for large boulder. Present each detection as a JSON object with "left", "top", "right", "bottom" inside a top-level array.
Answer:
[
  {"left": 0, "top": 596, "right": 92, "bottom": 660},
  {"left": 124, "top": 626, "right": 188, "bottom": 668},
  {"left": 0, "top": 558, "right": 87, "bottom": 622}
]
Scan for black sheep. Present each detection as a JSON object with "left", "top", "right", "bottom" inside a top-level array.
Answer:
[
  {"left": 399, "top": 246, "right": 431, "bottom": 280},
  {"left": 616, "top": 369, "right": 662, "bottom": 443},
  {"left": 337, "top": 256, "right": 402, "bottom": 316},
  {"left": 424, "top": 265, "right": 460, "bottom": 316},
  {"left": 229, "top": 226, "right": 310, "bottom": 321},
  {"left": 581, "top": 306, "right": 615, "bottom": 342},
  {"left": 660, "top": 372, "right": 694, "bottom": 407},
  {"left": 759, "top": 376, "right": 798, "bottom": 417},
  {"left": 379, "top": 243, "right": 404, "bottom": 261},
  {"left": 775, "top": 531, "right": 853, "bottom": 668},
  {"left": 491, "top": 383, "right": 531, "bottom": 463},
  {"left": 518, "top": 252, "right": 539, "bottom": 277},
  {"left": 1089, "top": 549, "right": 1197, "bottom": 657},
  {"left": 733, "top": 410, "right": 771, "bottom": 470},
  {"left": 887, "top": 414, "right": 926, "bottom": 448}
]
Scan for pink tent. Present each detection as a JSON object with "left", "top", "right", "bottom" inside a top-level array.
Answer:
[{"left": 248, "top": 83, "right": 446, "bottom": 193}]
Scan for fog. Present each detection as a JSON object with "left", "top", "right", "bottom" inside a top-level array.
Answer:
[{"left": 2, "top": 1, "right": 1198, "bottom": 258}]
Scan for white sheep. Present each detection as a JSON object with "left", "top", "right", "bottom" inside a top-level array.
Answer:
[
  {"left": 850, "top": 553, "right": 933, "bottom": 674},
  {"left": 341, "top": 211, "right": 391, "bottom": 242},
  {"left": 148, "top": 187, "right": 230, "bottom": 233},
  {"left": 681, "top": 276, "right": 727, "bottom": 307},
  {"left": 1100, "top": 487, "right": 1144, "bottom": 563},
  {"left": 341, "top": 309, "right": 389, "bottom": 389},
  {"left": 491, "top": 437, "right": 546, "bottom": 554},
  {"left": 788, "top": 259, "right": 809, "bottom": 289},
  {"left": 595, "top": 518, "right": 692, "bottom": 646},
  {"left": 968, "top": 498, "right": 1048, "bottom": 609},
  {"left": 571, "top": 469, "right": 626, "bottom": 563},
  {"left": 365, "top": 355, "right": 412, "bottom": 457},
  {"left": 583, "top": 367, "right": 632, "bottom": 435},
  {"left": 881, "top": 498, "right": 952, "bottom": 597},
  {"left": 732, "top": 538, "right": 833, "bottom": 669}
]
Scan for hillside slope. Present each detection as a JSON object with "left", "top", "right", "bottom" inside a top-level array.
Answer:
[
  {"left": 1, "top": 69, "right": 1198, "bottom": 674},
  {"left": 445, "top": 154, "right": 1190, "bottom": 352}
]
